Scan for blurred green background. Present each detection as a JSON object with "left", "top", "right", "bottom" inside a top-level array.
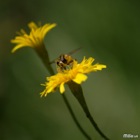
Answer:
[{"left": 0, "top": 0, "right": 140, "bottom": 140}]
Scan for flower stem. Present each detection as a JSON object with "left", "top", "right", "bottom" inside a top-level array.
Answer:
[
  {"left": 62, "top": 94, "right": 92, "bottom": 140},
  {"left": 36, "top": 45, "right": 91, "bottom": 139},
  {"left": 35, "top": 44, "right": 54, "bottom": 75},
  {"left": 68, "top": 81, "right": 110, "bottom": 140}
]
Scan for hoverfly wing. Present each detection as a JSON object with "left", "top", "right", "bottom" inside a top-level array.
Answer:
[
  {"left": 67, "top": 47, "right": 82, "bottom": 55},
  {"left": 49, "top": 47, "right": 82, "bottom": 65}
]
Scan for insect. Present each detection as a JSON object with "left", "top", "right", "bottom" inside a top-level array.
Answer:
[{"left": 49, "top": 47, "right": 81, "bottom": 71}]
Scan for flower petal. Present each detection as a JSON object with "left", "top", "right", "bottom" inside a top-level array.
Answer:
[
  {"left": 60, "top": 82, "right": 65, "bottom": 93},
  {"left": 73, "top": 73, "right": 87, "bottom": 84},
  {"left": 28, "top": 22, "right": 38, "bottom": 30},
  {"left": 93, "top": 64, "right": 107, "bottom": 71},
  {"left": 11, "top": 44, "right": 28, "bottom": 53}
]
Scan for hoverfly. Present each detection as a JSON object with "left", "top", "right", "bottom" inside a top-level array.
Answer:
[{"left": 49, "top": 47, "right": 81, "bottom": 71}]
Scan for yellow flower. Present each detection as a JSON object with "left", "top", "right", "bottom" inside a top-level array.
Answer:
[
  {"left": 11, "top": 22, "right": 56, "bottom": 53},
  {"left": 41, "top": 57, "right": 106, "bottom": 97}
]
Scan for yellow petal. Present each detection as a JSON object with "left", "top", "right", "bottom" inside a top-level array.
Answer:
[
  {"left": 73, "top": 73, "right": 87, "bottom": 84},
  {"left": 93, "top": 64, "right": 107, "bottom": 71},
  {"left": 60, "top": 82, "right": 65, "bottom": 93},
  {"left": 28, "top": 22, "right": 38, "bottom": 30},
  {"left": 11, "top": 44, "right": 28, "bottom": 53}
]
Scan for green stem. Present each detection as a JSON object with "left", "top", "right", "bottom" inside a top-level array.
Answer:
[
  {"left": 68, "top": 81, "right": 110, "bottom": 140},
  {"left": 35, "top": 44, "right": 54, "bottom": 75},
  {"left": 62, "top": 94, "right": 91, "bottom": 140},
  {"left": 36, "top": 44, "right": 91, "bottom": 140}
]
